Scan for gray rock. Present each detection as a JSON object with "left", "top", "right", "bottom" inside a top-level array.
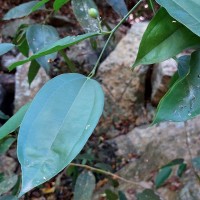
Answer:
[
  {"left": 14, "top": 54, "right": 50, "bottom": 112},
  {"left": 151, "top": 58, "right": 177, "bottom": 106}
]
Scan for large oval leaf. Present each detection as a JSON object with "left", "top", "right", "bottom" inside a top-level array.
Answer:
[
  {"left": 26, "top": 24, "right": 59, "bottom": 73},
  {"left": 156, "top": 0, "right": 200, "bottom": 37},
  {"left": 0, "top": 43, "right": 15, "bottom": 56},
  {"left": 132, "top": 8, "right": 200, "bottom": 68},
  {"left": 71, "top": 0, "right": 99, "bottom": 32},
  {"left": 17, "top": 73, "right": 104, "bottom": 196},
  {"left": 153, "top": 51, "right": 200, "bottom": 123},
  {"left": 8, "top": 32, "right": 100, "bottom": 71},
  {"left": 74, "top": 171, "right": 96, "bottom": 200},
  {"left": 3, "top": 1, "right": 40, "bottom": 20}
]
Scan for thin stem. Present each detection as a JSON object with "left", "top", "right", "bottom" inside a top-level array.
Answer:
[
  {"left": 70, "top": 163, "right": 144, "bottom": 188},
  {"left": 60, "top": 50, "right": 76, "bottom": 73},
  {"left": 149, "top": 0, "right": 155, "bottom": 15},
  {"left": 88, "top": 0, "right": 143, "bottom": 78}
]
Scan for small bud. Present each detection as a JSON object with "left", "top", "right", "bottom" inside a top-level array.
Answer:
[{"left": 88, "top": 8, "right": 98, "bottom": 19}]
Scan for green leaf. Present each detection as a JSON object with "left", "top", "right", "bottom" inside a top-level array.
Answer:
[
  {"left": 8, "top": 32, "right": 100, "bottom": 71},
  {"left": 0, "top": 137, "right": 16, "bottom": 155},
  {"left": 26, "top": 24, "right": 59, "bottom": 73},
  {"left": 0, "top": 103, "right": 30, "bottom": 140},
  {"left": 28, "top": 60, "right": 40, "bottom": 85},
  {"left": 3, "top": 1, "right": 40, "bottom": 20},
  {"left": 118, "top": 191, "right": 127, "bottom": 200},
  {"left": 168, "top": 71, "right": 179, "bottom": 88},
  {"left": 136, "top": 189, "right": 161, "bottom": 200},
  {"left": 53, "top": 0, "right": 70, "bottom": 11},
  {"left": 153, "top": 51, "right": 200, "bottom": 123},
  {"left": 0, "top": 175, "right": 18, "bottom": 195},
  {"left": 155, "top": 167, "right": 172, "bottom": 188},
  {"left": 105, "top": 189, "right": 118, "bottom": 200},
  {"left": 0, "top": 195, "right": 18, "bottom": 200},
  {"left": 106, "top": 0, "right": 128, "bottom": 17},
  {"left": 177, "top": 55, "right": 191, "bottom": 77},
  {"left": 132, "top": 8, "right": 200, "bottom": 68},
  {"left": 17, "top": 73, "right": 104, "bottom": 196},
  {"left": 31, "top": 0, "right": 49, "bottom": 12},
  {"left": 0, "top": 43, "right": 15, "bottom": 56},
  {"left": 156, "top": 0, "right": 200, "bottom": 36},
  {"left": 161, "top": 158, "right": 184, "bottom": 168},
  {"left": 192, "top": 156, "right": 200, "bottom": 170},
  {"left": 177, "top": 163, "right": 187, "bottom": 177},
  {"left": 74, "top": 171, "right": 96, "bottom": 200},
  {"left": 0, "top": 111, "right": 9, "bottom": 120},
  {"left": 94, "top": 163, "right": 112, "bottom": 172},
  {"left": 71, "top": 0, "right": 99, "bottom": 32}
]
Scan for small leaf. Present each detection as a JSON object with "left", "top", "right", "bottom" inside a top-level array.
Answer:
[
  {"left": 155, "top": 167, "right": 172, "bottom": 188},
  {"left": 31, "top": 0, "right": 49, "bottom": 12},
  {"left": 71, "top": 0, "right": 99, "bottom": 32},
  {"left": 161, "top": 158, "right": 184, "bottom": 168},
  {"left": 26, "top": 24, "right": 59, "bottom": 73},
  {"left": 0, "top": 175, "right": 18, "bottom": 195},
  {"left": 28, "top": 60, "right": 40, "bottom": 85},
  {"left": 118, "top": 191, "right": 128, "bottom": 200},
  {"left": 74, "top": 171, "right": 96, "bottom": 200},
  {"left": 53, "top": 0, "right": 70, "bottom": 11},
  {"left": 0, "top": 195, "right": 18, "bottom": 200},
  {"left": 94, "top": 163, "right": 112, "bottom": 172},
  {"left": 0, "top": 137, "right": 16, "bottom": 155},
  {"left": 136, "top": 189, "right": 161, "bottom": 200},
  {"left": 153, "top": 51, "right": 200, "bottom": 123},
  {"left": 106, "top": 0, "right": 128, "bottom": 17},
  {"left": 156, "top": 0, "right": 200, "bottom": 36},
  {"left": 105, "top": 189, "right": 118, "bottom": 200},
  {"left": 17, "top": 73, "right": 104, "bottom": 196},
  {"left": 0, "top": 43, "right": 15, "bottom": 56},
  {"left": 192, "top": 157, "right": 200, "bottom": 171},
  {"left": 3, "top": 1, "right": 40, "bottom": 20},
  {"left": 0, "top": 103, "right": 30, "bottom": 140},
  {"left": 8, "top": 32, "right": 100, "bottom": 71},
  {"left": 132, "top": 8, "right": 200, "bottom": 68},
  {"left": 0, "top": 111, "right": 9, "bottom": 120},
  {"left": 177, "top": 163, "right": 187, "bottom": 177}
]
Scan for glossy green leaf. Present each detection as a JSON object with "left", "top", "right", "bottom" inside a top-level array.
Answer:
[
  {"left": 118, "top": 191, "right": 127, "bottom": 200},
  {"left": 177, "top": 163, "right": 187, "bottom": 177},
  {"left": 161, "top": 158, "right": 184, "bottom": 169},
  {"left": 0, "top": 103, "right": 30, "bottom": 140},
  {"left": 168, "top": 71, "right": 178, "bottom": 88},
  {"left": 0, "top": 195, "right": 18, "bottom": 200},
  {"left": 71, "top": 0, "right": 99, "bottom": 32},
  {"left": 155, "top": 167, "right": 172, "bottom": 188},
  {"left": 0, "top": 175, "right": 18, "bottom": 195},
  {"left": 105, "top": 189, "right": 118, "bottom": 200},
  {"left": 0, "top": 137, "right": 16, "bottom": 155},
  {"left": 0, "top": 111, "right": 9, "bottom": 120},
  {"left": 26, "top": 24, "right": 59, "bottom": 73},
  {"left": 106, "top": 0, "right": 128, "bottom": 17},
  {"left": 192, "top": 157, "right": 200, "bottom": 170},
  {"left": 28, "top": 60, "right": 40, "bottom": 85},
  {"left": 8, "top": 32, "right": 100, "bottom": 71},
  {"left": 156, "top": 0, "right": 200, "bottom": 36},
  {"left": 153, "top": 51, "right": 200, "bottom": 123},
  {"left": 0, "top": 43, "right": 15, "bottom": 56},
  {"left": 177, "top": 55, "right": 191, "bottom": 77},
  {"left": 17, "top": 73, "right": 104, "bottom": 196},
  {"left": 74, "top": 171, "right": 96, "bottom": 200},
  {"left": 31, "top": 0, "right": 49, "bottom": 12},
  {"left": 3, "top": 1, "right": 39, "bottom": 20},
  {"left": 136, "top": 189, "right": 161, "bottom": 200},
  {"left": 53, "top": 0, "right": 70, "bottom": 11},
  {"left": 132, "top": 8, "right": 200, "bottom": 68}
]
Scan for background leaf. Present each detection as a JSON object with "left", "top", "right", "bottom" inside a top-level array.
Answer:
[
  {"left": 0, "top": 43, "right": 15, "bottom": 56},
  {"left": 136, "top": 189, "right": 161, "bottom": 200},
  {"left": 0, "top": 195, "right": 18, "bottom": 200},
  {"left": 74, "top": 171, "right": 96, "bottom": 200},
  {"left": 192, "top": 157, "right": 200, "bottom": 171},
  {"left": 71, "top": 0, "right": 99, "bottom": 32},
  {"left": 177, "top": 55, "right": 191, "bottom": 77},
  {"left": 17, "top": 73, "right": 104, "bottom": 196},
  {"left": 0, "top": 111, "right": 9, "bottom": 120},
  {"left": 153, "top": 51, "right": 200, "bottom": 123},
  {"left": 105, "top": 189, "right": 118, "bottom": 200},
  {"left": 156, "top": 0, "right": 200, "bottom": 36},
  {"left": 132, "top": 8, "right": 200, "bottom": 67},
  {"left": 155, "top": 167, "right": 172, "bottom": 188},
  {"left": 53, "top": 0, "right": 70, "bottom": 11},
  {"left": 0, "top": 137, "right": 16, "bottom": 155},
  {"left": 161, "top": 158, "right": 184, "bottom": 168},
  {"left": 177, "top": 163, "right": 187, "bottom": 177},
  {"left": 0, "top": 103, "right": 30, "bottom": 140},
  {"left": 26, "top": 24, "right": 59, "bottom": 73},
  {"left": 3, "top": 1, "right": 40, "bottom": 20},
  {"left": 118, "top": 191, "right": 127, "bottom": 200},
  {"left": 31, "top": 0, "right": 49, "bottom": 12},
  {"left": 0, "top": 175, "right": 18, "bottom": 195},
  {"left": 28, "top": 60, "right": 40, "bottom": 85},
  {"left": 106, "top": 0, "right": 128, "bottom": 17},
  {"left": 8, "top": 32, "right": 100, "bottom": 71}
]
